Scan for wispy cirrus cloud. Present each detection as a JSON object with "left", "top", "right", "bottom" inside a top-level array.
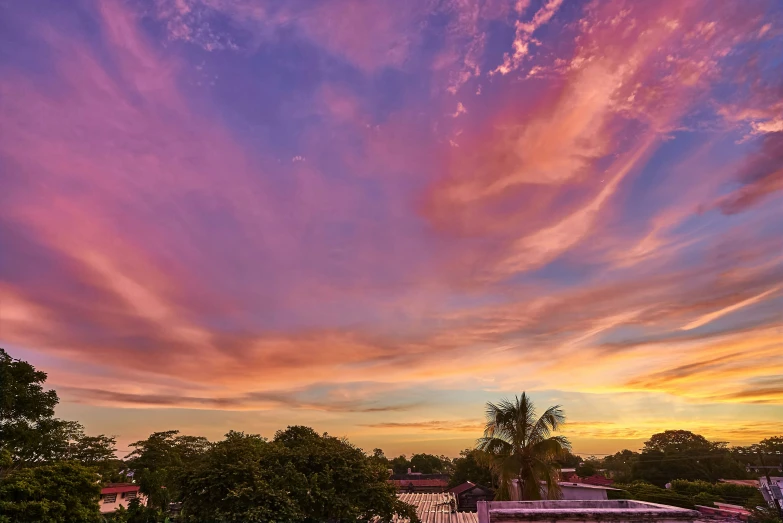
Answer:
[{"left": 1, "top": 0, "right": 782, "bottom": 452}]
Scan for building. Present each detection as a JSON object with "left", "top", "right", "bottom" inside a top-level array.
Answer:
[
  {"left": 563, "top": 473, "right": 614, "bottom": 487},
  {"left": 476, "top": 500, "right": 700, "bottom": 523},
  {"left": 391, "top": 471, "right": 450, "bottom": 493},
  {"left": 99, "top": 483, "right": 146, "bottom": 513},
  {"left": 449, "top": 482, "right": 495, "bottom": 512},
  {"left": 509, "top": 480, "right": 620, "bottom": 501},
  {"left": 383, "top": 492, "right": 478, "bottom": 523},
  {"left": 759, "top": 476, "right": 783, "bottom": 511}
]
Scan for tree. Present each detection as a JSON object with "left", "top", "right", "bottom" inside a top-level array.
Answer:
[
  {"left": 557, "top": 451, "right": 583, "bottom": 468},
  {"left": 0, "top": 349, "right": 118, "bottom": 478},
  {"left": 635, "top": 430, "right": 746, "bottom": 485},
  {"left": 449, "top": 448, "right": 494, "bottom": 489},
  {"left": 575, "top": 459, "right": 599, "bottom": 478},
  {"left": 477, "top": 393, "right": 570, "bottom": 500},
  {"left": 389, "top": 455, "right": 411, "bottom": 474},
  {"left": 126, "top": 430, "right": 211, "bottom": 510},
  {"left": 179, "top": 426, "right": 419, "bottom": 523},
  {"left": 601, "top": 449, "right": 638, "bottom": 483},
  {"left": 410, "top": 453, "right": 452, "bottom": 474},
  {"left": 0, "top": 461, "right": 101, "bottom": 523},
  {"left": 0, "top": 348, "right": 66, "bottom": 473}
]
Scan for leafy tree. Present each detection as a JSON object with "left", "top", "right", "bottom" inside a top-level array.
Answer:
[
  {"left": 126, "top": 430, "right": 210, "bottom": 510},
  {"left": 449, "top": 448, "right": 494, "bottom": 489},
  {"left": 0, "top": 461, "right": 101, "bottom": 522},
  {"left": 410, "top": 453, "right": 451, "bottom": 474},
  {"left": 1, "top": 348, "right": 118, "bottom": 478},
  {"left": 635, "top": 430, "right": 746, "bottom": 485},
  {"left": 557, "top": 451, "right": 583, "bottom": 468},
  {"left": 601, "top": 449, "right": 638, "bottom": 483},
  {"left": 389, "top": 455, "right": 411, "bottom": 474},
  {"left": 180, "top": 426, "right": 419, "bottom": 523},
  {"left": 179, "top": 430, "right": 300, "bottom": 522},
  {"left": 0, "top": 348, "right": 72, "bottom": 473},
  {"left": 477, "top": 393, "right": 570, "bottom": 500},
  {"left": 574, "top": 461, "right": 596, "bottom": 478}
]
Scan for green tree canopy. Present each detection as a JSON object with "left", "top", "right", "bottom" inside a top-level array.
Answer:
[
  {"left": 0, "top": 348, "right": 119, "bottom": 481},
  {"left": 126, "top": 430, "right": 211, "bottom": 510},
  {"left": 0, "top": 461, "right": 101, "bottom": 523},
  {"left": 477, "top": 392, "right": 570, "bottom": 501},
  {"left": 635, "top": 430, "right": 747, "bottom": 485},
  {"left": 179, "top": 426, "right": 419, "bottom": 523},
  {"left": 448, "top": 448, "right": 494, "bottom": 489}
]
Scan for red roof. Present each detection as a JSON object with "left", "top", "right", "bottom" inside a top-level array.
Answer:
[
  {"left": 449, "top": 481, "right": 476, "bottom": 495},
  {"left": 101, "top": 484, "right": 140, "bottom": 495},
  {"left": 391, "top": 479, "right": 448, "bottom": 488},
  {"left": 565, "top": 473, "right": 614, "bottom": 486}
]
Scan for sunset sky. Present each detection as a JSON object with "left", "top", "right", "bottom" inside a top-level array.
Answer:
[{"left": 1, "top": 0, "right": 782, "bottom": 458}]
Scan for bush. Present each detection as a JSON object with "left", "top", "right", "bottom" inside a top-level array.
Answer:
[
  {"left": 669, "top": 479, "right": 760, "bottom": 506},
  {"left": 615, "top": 482, "right": 695, "bottom": 509},
  {"left": 0, "top": 462, "right": 101, "bottom": 523}
]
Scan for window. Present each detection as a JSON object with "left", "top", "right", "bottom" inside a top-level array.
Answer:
[
  {"left": 103, "top": 493, "right": 117, "bottom": 503},
  {"left": 125, "top": 491, "right": 137, "bottom": 501}
]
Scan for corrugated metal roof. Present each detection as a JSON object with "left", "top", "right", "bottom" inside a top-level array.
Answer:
[{"left": 391, "top": 492, "right": 479, "bottom": 523}]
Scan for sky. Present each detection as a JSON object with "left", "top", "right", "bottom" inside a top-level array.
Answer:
[{"left": 1, "top": 0, "right": 782, "bottom": 458}]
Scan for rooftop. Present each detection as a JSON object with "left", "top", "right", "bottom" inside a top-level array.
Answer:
[
  {"left": 478, "top": 500, "right": 700, "bottom": 523},
  {"left": 387, "top": 492, "right": 479, "bottom": 523},
  {"left": 101, "top": 483, "right": 140, "bottom": 495}
]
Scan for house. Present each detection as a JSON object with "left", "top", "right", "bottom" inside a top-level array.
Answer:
[
  {"left": 476, "top": 500, "right": 700, "bottom": 523},
  {"left": 99, "top": 483, "right": 146, "bottom": 513},
  {"left": 378, "top": 492, "right": 478, "bottom": 523},
  {"left": 563, "top": 473, "right": 614, "bottom": 486},
  {"left": 449, "top": 482, "right": 495, "bottom": 512},
  {"left": 509, "top": 480, "right": 620, "bottom": 501},
  {"left": 390, "top": 470, "right": 450, "bottom": 493}
]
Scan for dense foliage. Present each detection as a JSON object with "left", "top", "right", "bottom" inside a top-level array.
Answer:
[
  {"left": 0, "top": 461, "right": 101, "bottom": 523},
  {"left": 178, "top": 427, "right": 419, "bottom": 523},
  {"left": 448, "top": 448, "right": 494, "bottom": 489}
]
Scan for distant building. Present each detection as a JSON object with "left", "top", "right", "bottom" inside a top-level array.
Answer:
[
  {"left": 563, "top": 473, "right": 614, "bottom": 487},
  {"left": 390, "top": 470, "right": 450, "bottom": 493},
  {"left": 477, "top": 500, "right": 700, "bottom": 523},
  {"left": 99, "top": 483, "right": 146, "bottom": 513},
  {"left": 509, "top": 480, "right": 620, "bottom": 501},
  {"left": 449, "top": 482, "right": 495, "bottom": 512}
]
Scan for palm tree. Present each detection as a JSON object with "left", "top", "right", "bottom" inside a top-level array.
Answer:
[{"left": 477, "top": 392, "right": 570, "bottom": 501}]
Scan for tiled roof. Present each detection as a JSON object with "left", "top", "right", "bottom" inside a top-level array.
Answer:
[{"left": 393, "top": 492, "right": 479, "bottom": 523}]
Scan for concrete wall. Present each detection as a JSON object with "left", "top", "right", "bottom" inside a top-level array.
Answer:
[{"left": 477, "top": 500, "right": 699, "bottom": 523}]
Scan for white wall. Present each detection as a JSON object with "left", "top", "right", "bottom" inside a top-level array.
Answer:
[{"left": 99, "top": 491, "right": 147, "bottom": 513}]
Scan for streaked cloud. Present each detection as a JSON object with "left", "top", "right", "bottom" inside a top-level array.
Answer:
[{"left": 1, "top": 0, "right": 781, "bottom": 452}]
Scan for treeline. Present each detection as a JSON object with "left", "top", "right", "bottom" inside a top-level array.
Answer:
[
  {"left": 0, "top": 349, "right": 418, "bottom": 523},
  {"left": 2, "top": 348, "right": 782, "bottom": 523}
]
